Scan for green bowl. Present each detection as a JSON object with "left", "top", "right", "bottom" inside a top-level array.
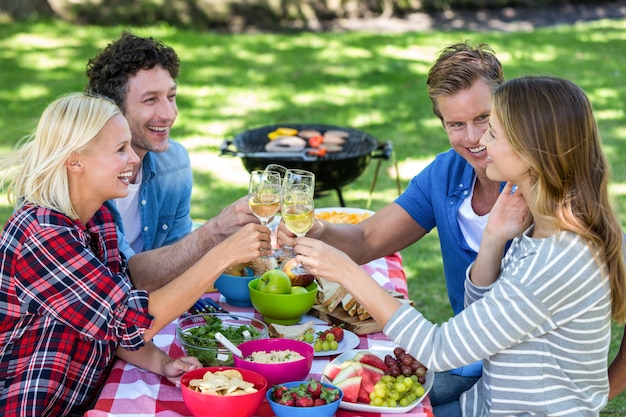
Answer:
[{"left": 248, "top": 278, "right": 318, "bottom": 325}]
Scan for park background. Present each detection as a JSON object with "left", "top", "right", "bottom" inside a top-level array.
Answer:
[{"left": 1, "top": 0, "right": 626, "bottom": 414}]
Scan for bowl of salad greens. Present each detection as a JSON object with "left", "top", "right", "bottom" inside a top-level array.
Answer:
[{"left": 176, "top": 313, "right": 268, "bottom": 366}]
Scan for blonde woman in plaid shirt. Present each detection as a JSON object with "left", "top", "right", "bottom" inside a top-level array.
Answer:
[{"left": 0, "top": 93, "right": 271, "bottom": 416}]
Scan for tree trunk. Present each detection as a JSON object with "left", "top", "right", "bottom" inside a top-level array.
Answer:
[{"left": 0, "top": 0, "right": 56, "bottom": 19}]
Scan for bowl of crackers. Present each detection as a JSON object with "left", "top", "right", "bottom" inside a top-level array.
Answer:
[{"left": 180, "top": 367, "right": 268, "bottom": 417}]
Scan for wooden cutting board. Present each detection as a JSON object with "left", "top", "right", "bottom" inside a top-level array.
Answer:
[{"left": 309, "top": 291, "right": 413, "bottom": 335}]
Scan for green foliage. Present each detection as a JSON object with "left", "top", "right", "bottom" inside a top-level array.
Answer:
[{"left": 0, "top": 18, "right": 625, "bottom": 413}]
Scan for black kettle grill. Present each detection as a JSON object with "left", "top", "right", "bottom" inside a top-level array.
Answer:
[{"left": 220, "top": 123, "right": 396, "bottom": 206}]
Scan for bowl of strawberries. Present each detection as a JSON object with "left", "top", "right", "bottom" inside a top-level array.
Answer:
[{"left": 266, "top": 379, "right": 343, "bottom": 417}]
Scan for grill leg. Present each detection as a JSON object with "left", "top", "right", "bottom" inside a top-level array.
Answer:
[{"left": 335, "top": 187, "right": 346, "bottom": 207}]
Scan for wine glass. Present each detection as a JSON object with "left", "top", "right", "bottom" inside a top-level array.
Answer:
[
  {"left": 263, "top": 164, "right": 288, "bottom": 179},
  {"left": 283, "top": 169, "right": 315, "bottom": 197},
  {"left": 282, "top": 183, "right": 315, "bottom": 274},
  {"left": 260, "top": 165, "right": 288, "bottom": 256},
  {"left": 279, "top": 169, "right": 315, "bottom": 259},
  {"left": 248, "top": 170, "right": 281, "bottom": 227}
]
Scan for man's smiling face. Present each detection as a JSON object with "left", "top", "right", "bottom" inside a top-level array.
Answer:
[{"left": 123, "top": 65, "right": 178, "bottom": 162}]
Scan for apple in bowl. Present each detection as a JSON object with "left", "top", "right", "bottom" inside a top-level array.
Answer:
[{"left": 256, "top": 269, "right": 292, "bottom": 294}]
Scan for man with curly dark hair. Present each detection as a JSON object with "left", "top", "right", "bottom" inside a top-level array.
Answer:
[{"left": 85, "top": 32, "right": 261, "bottom": 291}]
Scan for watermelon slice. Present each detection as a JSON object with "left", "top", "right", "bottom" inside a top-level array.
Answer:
[
  {"left": 354, "top": 351, "right": 389, "bottom": 372},
  {"left": 334, "top": 376, "right": 362, "bottom": 403},
  {"left": 360, "top": 363, "right": 384, "bottom": 384},
  {"left": 356, "top": 363, "right": 383, "bottom": 403},
  {"left": 357, "top": 370, "right": 374, "bottom": 403},
  {"left": 332, "top": 362, "right": 363, "bottom": 384},
  {"left": 322, "top": 362, "right": 343, "bottom": 380},
  {"left": 330, "top": 359, "right": 385, "bottom": 404}
]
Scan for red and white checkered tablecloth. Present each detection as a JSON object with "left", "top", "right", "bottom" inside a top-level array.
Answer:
[{"left": 85, "top": 254, "right": 433, "bottom": 417}]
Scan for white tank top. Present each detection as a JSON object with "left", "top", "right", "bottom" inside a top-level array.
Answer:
[
  {"left": 115, "top": 167, "right": 144, "bottom": 253},
  {"left": 457, "top": 179, "right": 489, "bottom": 252}
]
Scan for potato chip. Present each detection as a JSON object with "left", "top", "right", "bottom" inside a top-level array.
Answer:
[
  {"left": 217, "top": 369, "right": 243, "bottom": 380},
  {"left": 187, "top": 369, "right": 258, "bottom": 396}
]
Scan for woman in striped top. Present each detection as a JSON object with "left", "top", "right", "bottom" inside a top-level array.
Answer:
[{"left": 295, "top": 76, "right": 626, "bottom": 416}]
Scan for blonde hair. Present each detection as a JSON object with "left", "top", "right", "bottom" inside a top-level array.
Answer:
[
  {"left": 0, "top": 92, "right": 121, "bottom": 219},
  {"left": 493, "top": 76, "right": 626, "bottom": 322}
]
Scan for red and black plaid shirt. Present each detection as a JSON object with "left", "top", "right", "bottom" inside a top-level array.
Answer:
[{"left": 0, "top": 204, "right": 154, "bottom": 417}]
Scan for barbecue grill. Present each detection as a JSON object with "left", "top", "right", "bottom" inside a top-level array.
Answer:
[{"left": 220, "top": 123, "right": 393, "bottom": 206}]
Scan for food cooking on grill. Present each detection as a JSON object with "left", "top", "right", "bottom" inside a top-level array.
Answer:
[
  {"left": 323, "top": 129, "right": 350, "bottom": 139},
  {"left": 322, "top": 130, "right": 348, "bottom": 147},
  {"left": 297, "top": 129, "right": 322, "bottom": 138},
  {"left": 267, "top": 127, "right": 298, "bottom": 139},
  {"left": 264, "top": 136, "right": 307, "bottom": 152},
  {"left": 263, "top": 127, "right": 347, "bottom": 153}
]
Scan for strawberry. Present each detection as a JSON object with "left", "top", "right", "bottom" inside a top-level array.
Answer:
[
  {"left": 317, "top": 329, "right": 331, "bottom": 339},
  {"left": 305, "top": 379, "right": 322, "bottom": 399},
  {"left": 272, "top": 385, "right": 289, "bottom": 401},
  {"left": 330, "top": 325, "right": 344, "bottom": 342},
  {"left": 294, "top": 393, "right": 314, "bottom": 407},
  {"left": 313, "top": 398, "right": 327, "bottom": 406},
  {"left": 321, "top": 386, "right": 341, "bottom": 403},
  {"left": 276, "top": 393, "right": 295, "bottom": 406}
]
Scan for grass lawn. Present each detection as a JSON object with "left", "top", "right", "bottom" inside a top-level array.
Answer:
[{"left": 1, "top": 18, "right": 625, "bottom": 413}]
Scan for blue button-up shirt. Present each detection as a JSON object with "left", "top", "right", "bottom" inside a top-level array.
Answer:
[{"left": 107, "top": 139, "right": 193, "bottom": 260}]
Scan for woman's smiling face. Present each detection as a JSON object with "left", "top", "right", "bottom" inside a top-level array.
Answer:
[
  {"left": 79, "top": 114, "right": 139, "bottom": 203},
  {"left": 480, "top": 109, "right": 530, "bottom": 185}
]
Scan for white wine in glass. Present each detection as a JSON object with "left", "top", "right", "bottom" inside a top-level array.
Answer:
[
  {"left": 248, "top": 170, "right": 281, "bottom": 226},
  {"left": 282, "top": 184, "right": 314, "bottom": 274},
  {"left": 282, "top": 203, "right": 314, "bottom": 236}
]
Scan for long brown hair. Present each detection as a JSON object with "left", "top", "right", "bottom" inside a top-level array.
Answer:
[{"left": 493, "top": 76, "right": 626, "bottom": 322}]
